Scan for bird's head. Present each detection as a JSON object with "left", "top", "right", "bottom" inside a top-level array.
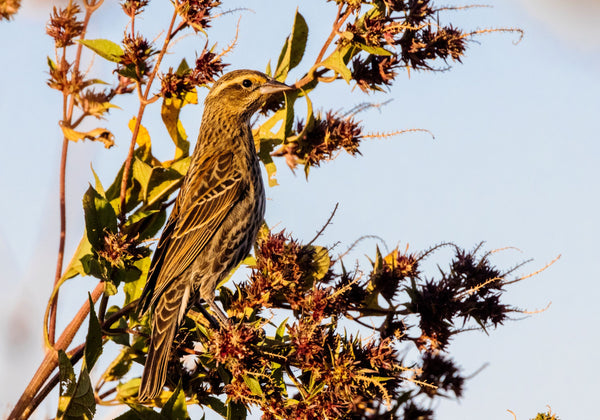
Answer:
[{"left": 204, "top": 69, "right": 294, "bottom": 121}]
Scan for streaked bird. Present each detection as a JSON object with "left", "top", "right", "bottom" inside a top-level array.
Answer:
[{"left": 137, "top": 69, "right": 293, "bottom": 401}]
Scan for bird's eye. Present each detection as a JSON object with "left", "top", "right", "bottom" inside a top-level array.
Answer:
[{"left": 242, "top": 79, "right": 253, "bottom": 88}]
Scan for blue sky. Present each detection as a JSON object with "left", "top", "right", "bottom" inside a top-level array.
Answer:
[{"left": 1, "top": 1, "right": 599, "bottom": 419}]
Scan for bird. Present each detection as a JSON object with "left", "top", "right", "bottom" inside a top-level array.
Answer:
[{"left": 137, "top": 69, "right": 293, "bottom": 402}]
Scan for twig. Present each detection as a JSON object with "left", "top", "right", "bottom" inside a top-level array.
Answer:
[
  {"left": 8, "top": 282, "right": 105, "bottom": 420},
  {"left": 284, "top": 365, "right": 308, "bottom": 399},
  {"left": 49, "top": 0, "right": 104, "bottom": 348},
  {"left": 307, "top": 202, "right": 338, "bottom": 246},
  {"left": 504, "top": 254, "right": 561, "bottom": 285},
  {"left": 25, "top": 343, "right": 86, "bottom": 418},
  {"left": 98, "top": 294, "right": 108, "bottom": 323},
  {"left": 293, "top": 4, "right": 353, "bottom": 89},
  {"left": 118, "top": 7, "right": 179, "bottom": 223}
]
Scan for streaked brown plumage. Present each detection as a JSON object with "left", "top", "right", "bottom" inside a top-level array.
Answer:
[{"left": 137, "top": 69, "right": 292, "bottom": 402}]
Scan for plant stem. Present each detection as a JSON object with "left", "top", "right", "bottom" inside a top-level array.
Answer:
[
  {"left": 8, "top": 282, "right": 105, "bottom": 420},
  {"left": 25, "top": 343, "right": 86, "bottom": 418},
  {"left": 48, "top": 1, "right": 100, "bottom": 345},
  {"left": 118, "top": 8, "right": 179, "bottom": 222},
  {"left": 293, "top": 4, "right": 353, "bottom": 90}
]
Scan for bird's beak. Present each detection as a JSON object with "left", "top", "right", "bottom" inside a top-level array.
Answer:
[{"left": 260, "top": 79, "right": 294, "bottom": 95}]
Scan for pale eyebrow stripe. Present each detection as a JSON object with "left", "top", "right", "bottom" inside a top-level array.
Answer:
[{"left": 208, "top": 74, "right": 266, "bottom": 99}]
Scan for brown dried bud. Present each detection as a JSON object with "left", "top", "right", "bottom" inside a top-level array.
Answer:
[
  {"left": 77, "top": 89, "right": 113, "bottom": 119},
  {"left": 177, "top": 0, "right": 221, "bottom": 32},
  {"left": 47, "top": 62, "right": 85, "bottom": 94},
  {"left": 297, "top": 111, "right": 363, "bottom": 168},
  {"left": 0, "top": 0, "right": 20, "bottom": 21},
  {"left": 46, "top": 4, "right": 85, "bottom": 48},
  {"left": 114, "top": 75, "right": 136, "bottom": 95},
  {"left": 118, "top": 34, "right": 157, "bottom": 81},
  {"left": 189, "top": 48, "right": 228, "bottom": 86},
  {"left": 352, "top": 54, "right": 400, "bottom": 92},
  {"left": 97, "top": 232, "right": 142, "bottom": 269},
  {"left": 160, "top": 70, "right": 195, "bottom": 99},
  {"left": 121, "top": 0, "right": 149, "bottom": 17}
]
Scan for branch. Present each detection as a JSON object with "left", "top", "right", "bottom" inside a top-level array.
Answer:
[
  {"left": 118, "top": 8, "right": 179, "bottom": 223},
  {"left": 307, "top": 202, "right": 338, "bottom": 246},
  {"left": 293, "top": 4, "right": 353, "bottom": 89},
  {"left": 49, "top": 0, "right": 103, "bottom": 346},
  {"left": 8, "top": 282, "right": 105, "bottom": 420}
]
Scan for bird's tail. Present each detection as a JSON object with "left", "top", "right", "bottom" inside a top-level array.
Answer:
[{"left": 138, "top": 281, "right": 190, "bottom": 402}]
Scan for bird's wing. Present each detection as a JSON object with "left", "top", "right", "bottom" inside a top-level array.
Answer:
[{"left": 140, "top": 150, "right": 243, "bottom": 310}]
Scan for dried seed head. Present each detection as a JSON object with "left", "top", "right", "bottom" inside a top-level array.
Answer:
[
  {"left": 97, "top": 232, "right": 143, "bottom": 269},
  {"left": 0, "top": 0, "right": 20, "bottom": 21},
  {"left": 189, "top": 48, "right": 228, "bottom": 86},
  {"left": 121, "top": 0, "right": 149, "bottom": 17},
  {"left": 178, "top": 0, "right": 221, "bottom": 32},
  {"left": 118, "top": 34, "right": 157, "bottom": 81},
  {"left": 46, "top": 4, "right": 85, "bottom": 48},
  {"left": 352, "top": 54, "right": 400, "bottom": 92},
  {"left": 275, "top": 111, "right": 363, "bottom": 170},
  {"left": 77, "top": 89, "right": 112, "bottom": 119},
  {"left": 160, "top": 70, "right": 195, "bottom": 98}
]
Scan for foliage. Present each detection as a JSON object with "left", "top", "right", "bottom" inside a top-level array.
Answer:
[{"left": 6, "top": 1, "right": 552, "bottom": 420}]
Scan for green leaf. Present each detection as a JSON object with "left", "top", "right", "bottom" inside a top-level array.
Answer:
[
  {"left": 84, "top": 294, "right": 102, "bottom": 369},
  {"left": 271, "top": 366, "right": 286, "bottom": 394},
  {"left": 275, "top": 318, "right": 288, "bottom": 341},
  {"left": 161, "top": 383, "right": 190, "bottom": 420},
  {"left": 255, "top": 93, "right": 298, "bottom": 187},
  {"left": 132, "top": 157, "right": 153, "bottom": 202},
  {"left": 176, "top": 58, "right": 190, "bottom": 75},
  {"left": 105, "top": 305, "right": 130, "bottom": 346},
  {"left": 146, "top": 166, "right": 186, "bottom": 208},
  {"left": 105, "top": 281, "right": 118, "bottom": 296},
  {"left": 124, "top": 208, "right": 166, "bottom": 241},
  {"left": 124, "top": 256, "right": 151, "bottom": 305},
  {"left": 204, "top": 396, "right": 227, "bottom": 417},
  {"left": 129, "top": 118, "right": 156, "bottom": 165},
  {"left": 242, "top": 374, "right": 263, "bottom": 397},
  {"left": 61, "top": 234, "right": 93, "bottom": 281},
  {"left": 116, "top": 405, "right": 166, "bottom": 420},
  {"left": 169, "top": 156, "right": 191, "bottom": 176},
  {"left": 80, "top": 254, "right": 110, "bottom": 280},
  {"left": 82, "top": 186, "right": 118, "bottom": 250},
  {"left": 226, "top": 399, "right": 247, "bottom": 420},
  {"left": 259, "top": 143, "right": 278, "bottom": 187},
  {"left": 321, "top": 44, "right": 355, "bottom": 82},
  {"left": 161, "top": 95, "right": 194, "bottom": 161},
  {"left": 288, "top": 92, "right": 314, "bottom": 143},
  {"left": 102, "top": 347, "right": 135, "bottom": 382},
  {"left": 105, "top": 161, "right": 142, "bottom": 214},
  {"left": 116, "top": 377, "right": 142, "bottom": 401},
  {"left": 355, "top": 42, "right": 393, "bottom": 56},
  {"left": 90, "top": 165, "right": 106, "bottom": 197},
  {"left": 275, "top": 9, "right": 309, "bottom": 81},
  {"left": 57, "top": 351, "right": 77, "bottom": 417},
  {"left": 78, "top": 39, "right": 124, "bottom": 63},
  {"left": 308, "top": 245, "right": 331, "bottom": 281},
  {"left": 282, "top": 90, "right": 297, "bottom": 138},
  {"left": 48, "top": 56, "right": 57, "bottom": 71},
  {"left": 113, "top": 409, "right": 141, "bottom": 420},
  {"left": 57, "top": 351, "right": 96, "bottom": 420}
]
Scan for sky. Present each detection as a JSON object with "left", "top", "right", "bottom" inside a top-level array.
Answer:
[{"left": 1, "top": 1, "right": 599, "bottom": 419}]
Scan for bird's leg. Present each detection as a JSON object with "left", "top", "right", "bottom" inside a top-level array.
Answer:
[
  {"left": 194, "top": 302, "right": 221, "bottom": 329},
  {"left": 207, "top": 298, "right": 231, "bottom": 328},
  {"left": 195, "top": 295, "right": 230, "bottom": 328}
]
